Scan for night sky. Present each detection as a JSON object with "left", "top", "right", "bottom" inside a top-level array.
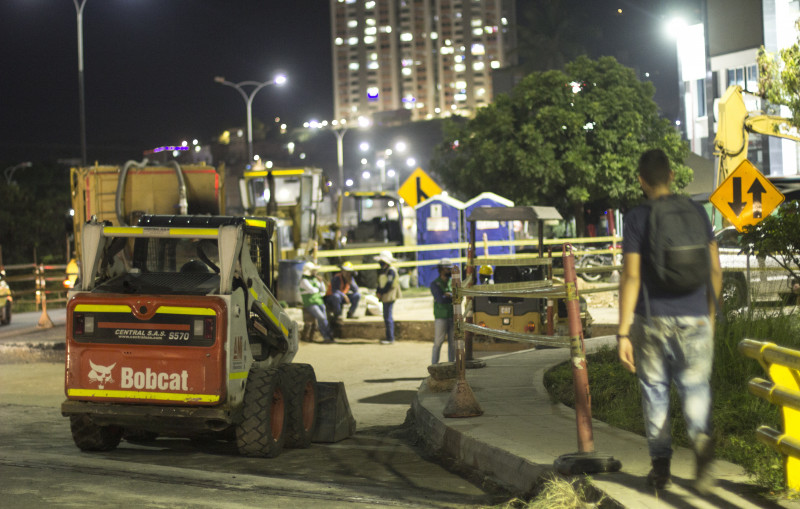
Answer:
[{"left": 0, "top": 0, "right": 689, "bottom": 164}]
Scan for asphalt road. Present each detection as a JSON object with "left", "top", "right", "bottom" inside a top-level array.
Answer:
[{"left": 0, "top": 313, "right": 506, "bottom": 508}]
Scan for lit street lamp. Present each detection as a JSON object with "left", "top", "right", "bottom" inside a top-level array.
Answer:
[
  {"left": 73, "top": 0, "right": 88, "bottom": 166},
  {"left": 305, "top": 116, "right": 370, "bottom": 198},
  {"left": 214, "top": 74, "right": 287, "bottom": 163},
  {"left": 4, "top": 162, "right": 33, "bottom": 186}
]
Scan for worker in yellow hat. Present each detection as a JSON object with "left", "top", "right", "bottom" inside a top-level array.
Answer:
[{"left": 325, "top": 261, "right": 361, "bottom": 323}]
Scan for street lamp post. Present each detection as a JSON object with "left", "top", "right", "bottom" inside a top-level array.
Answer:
[
  {"left": 73, "top": 0, "right": 88, "bottom": 166},
  {"left": 214, "top": 74, "right": 286, "bottom": 164},
  {"left": 4, "top": 162, "right": 33, "bottom": 186}
]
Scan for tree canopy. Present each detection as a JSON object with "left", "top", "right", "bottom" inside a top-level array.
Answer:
[
  {"left": 758, "top": 20, "right": 800, "bottom": 125},
  {"left": 0, "top": 162, "right": 70, "bottom": 265},
  {"left": 429, "top": 56, "right": 690, "bottom": 231}
]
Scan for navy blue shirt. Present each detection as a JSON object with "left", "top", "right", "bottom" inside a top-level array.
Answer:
[{"left": 622, "top": 199, "right": 713, "bottom": 317}]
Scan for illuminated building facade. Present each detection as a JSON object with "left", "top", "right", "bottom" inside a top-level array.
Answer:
[{"left": 330, "top": 0, "right": 516, "bottom": 123}]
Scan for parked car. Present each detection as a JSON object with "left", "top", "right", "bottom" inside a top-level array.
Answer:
[
  {"left": 0, "top": 269, "right": 11, "bottom": 325},
  {"left": 715, "top": 227, "right": 795, "bottom": 307}
]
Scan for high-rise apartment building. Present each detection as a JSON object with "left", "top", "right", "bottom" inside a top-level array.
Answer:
[{"left": 330, "top": 0, "right": 516, "bottom": 124}]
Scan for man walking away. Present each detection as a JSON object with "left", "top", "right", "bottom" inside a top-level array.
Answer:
[
  {"left": 617, "top": 149, "right": 722, "bottom": 494},
  {"left": 431, "top": 259, "right": 455, "bottom": 364}
]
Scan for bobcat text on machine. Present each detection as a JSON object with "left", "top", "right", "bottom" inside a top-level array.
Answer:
[{"left": 61, "top": 214, "right": 354, "bottom": 457}]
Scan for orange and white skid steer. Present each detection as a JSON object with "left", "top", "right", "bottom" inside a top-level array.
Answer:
[{"left": 60, "top": 215, "right": 333, "bottom": 457}]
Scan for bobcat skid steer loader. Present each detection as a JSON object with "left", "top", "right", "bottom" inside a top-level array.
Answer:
[{"left": 61, "top": 215, "right": 354, "bottom": 458}]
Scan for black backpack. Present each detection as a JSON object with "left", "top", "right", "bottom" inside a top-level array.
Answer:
[{"left": 644, "top": 195, "right": 710, "bottom": 295}]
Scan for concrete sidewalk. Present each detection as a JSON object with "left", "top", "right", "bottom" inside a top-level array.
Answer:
[{"left": 411, "top": 339, "right": 798, "bottom": 508}]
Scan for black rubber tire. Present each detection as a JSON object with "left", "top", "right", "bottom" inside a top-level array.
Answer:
[
  {"left": 69, "top": 414, "right": 122, "bottom": 452},
  {"left": 236, "top": 368, "right": 287, "bottom": 458},
  {"left": 280, "top": 363, "right": 318, "bottom": 449},
  {"left": 122, "top": 429, "right": 158, "bottom": 443},
  {"left": 722, "top": 275, "right": 747, "bottom": 309},
  {"left": 0, "top": 301, "right": 10, "bottom": 325},
  {"left": 577, "top": 255, "right": 606, "bottom": 282}
]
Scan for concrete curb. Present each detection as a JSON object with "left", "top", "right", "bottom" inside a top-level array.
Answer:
[
  {"left": 411, "top": 380, "right": 551, "bottom": 497},
  {"left": 408, "top": 342, "right": 790, "bottom": 508}
]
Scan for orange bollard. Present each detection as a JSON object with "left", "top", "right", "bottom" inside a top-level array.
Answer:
[
  {"left": 554, "top": 245, "right": 620, "bottom": 475},
  {"left": 442, "top": 264, "right": 483, "bottom": 418},
  {"left": 36, "top": 265, "right": 53, "bottom": 329}
]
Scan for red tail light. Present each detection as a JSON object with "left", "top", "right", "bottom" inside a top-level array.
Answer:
[
  {"left": 204, "top": 317, "right": 215, "bottom": 340},
  {"left": 74, "top": 313, "right": 85, "bottom": 335}
]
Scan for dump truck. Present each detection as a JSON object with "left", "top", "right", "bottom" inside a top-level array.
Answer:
[
  {"left": 239, "top": 166, "right": 326, "bottom": 260},
  {"left": 60, "top": 214, "right": 354, "bottom": 457},
  {"left": 67, "top": 160, "right": 225, "bottom": 285}
]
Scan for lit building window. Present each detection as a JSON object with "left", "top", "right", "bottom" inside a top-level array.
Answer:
[
  {"left": 335, "top": 37, "right": 344, "bottom": 45},
  {"left": 455, "top": 80, "right": 467, "bottom": 88},
  {"left": 471, "top": 43, "right": 485, "bottom": 55},
  {"left": 347, "top": 20, "right": 357, "bottom": 28},
  {"left": 401, "top": 32, "right": 413, "bottom": 42},
  {"left": 348, "top": 37, "right": 358, "bottom": 45},
  {"left": 501, "top": 17, "right": 508, "bottom": 25},
  {"left": 473, "top": 28, "right": 482, "bottom": 36},
  {"left": 402, "top": 67, "right": 412, "bottom": 76},
  {"left": 370, "top": 52, "right": 378, "bottom": 60},
  {"left": 441, "top": 46, "right": 454, "bottom": 54},
  {"left": 367, "top": 87, "right": 379, "bottom": 101},
  {"left": 473, "top": 61, "right": 484, "bottom": 71},
  {"left": 366, "top": 18, "right": 376, "bottom": 26},
  {"left": 364, "top": 35, "right": 376, "bottom": 44},
  {"left": 477, "top": 88, "right": 486, "bottom": 96},
  {"left": 471, "top": 19, "right": 481, "bottom": 27},
  {"left": 365, "top": 26, "right": 377, "bottom": 35},
  {"left": 380, "top": 26, "right": 392, "bottom": 33},
  {"left": 431, "top": 32, "right": 438, "bottom": 39},
  {"left": 454, "top": 93, "right": 467, "bottom": 101},
  {"left": 490, "top": 61, "right": 500, "bottom": 69},
  {"left": 455, "top": 63, "right": 466, "bottom": 72},
  {"left": 368, "top": 61, "right": 379, "bottom": 69},
  {"left": 349, "top": 62, "right": 360, "bottom": 71},
  {"left": 455, "top": 55, "right": 464, "bottom": 63},
  {"left": 365, "top": 0, "right": 375, "bottom": 8}
]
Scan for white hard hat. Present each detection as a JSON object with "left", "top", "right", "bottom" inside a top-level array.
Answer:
[
  {"left": 302, "top": 261, "right": 318, "bottom": 276},
  {"left": 374, "top": 250, "right": 397, "bottom": 264}
]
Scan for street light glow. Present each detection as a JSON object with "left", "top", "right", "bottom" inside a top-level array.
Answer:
[{"left": 274, "top": 74, "right": 287, "bottom": 85}]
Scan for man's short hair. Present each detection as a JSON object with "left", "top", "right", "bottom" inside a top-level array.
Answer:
[{"left": 638, "top": 149, "right": 672, "bottom": 187}]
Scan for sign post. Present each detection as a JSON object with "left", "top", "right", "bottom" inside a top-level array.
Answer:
[
  {"left": 709, "top": 159, "right": 784, "bottom": 232},
  {"left": 398, "top": 168, "right": 442, "bottom": 207}
]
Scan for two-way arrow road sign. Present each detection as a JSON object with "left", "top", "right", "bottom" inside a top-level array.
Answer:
[{"left": 709, "top": 159, "right": 784, "bottom": 232}]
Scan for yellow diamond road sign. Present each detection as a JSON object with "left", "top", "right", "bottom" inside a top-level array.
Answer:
[
  {"left": 398, "top": 168, "right": 442, "bottom": 207},
  {"left": 709, "top": 159, "right": 784, "bottom": 232}
]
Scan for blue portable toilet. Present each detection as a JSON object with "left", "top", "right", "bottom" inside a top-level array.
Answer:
[
  {"left": 415, "top": 194, "right": 465, "bottom": 287},
  {"left": 464, "top": 192, "right": 515, "bottom": 257}
]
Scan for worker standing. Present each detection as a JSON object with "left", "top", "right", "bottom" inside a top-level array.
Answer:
[
  {"left": 374, "top": 251, "right": 401, "bottom": 345},
  {"left": 430, "top": 259, "right": 454, "bottom": 364}
]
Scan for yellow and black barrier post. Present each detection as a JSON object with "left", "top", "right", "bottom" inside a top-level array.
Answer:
[{"left": 740, "top": 339, "right": 800, "bottom": 491}]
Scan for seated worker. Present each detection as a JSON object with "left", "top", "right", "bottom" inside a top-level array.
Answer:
[
  {"left": 299, "top": 262, "right": 335, "bottom": 344},
  {"left": 325, "top": 261, "right": 361, "bottom": 321}
]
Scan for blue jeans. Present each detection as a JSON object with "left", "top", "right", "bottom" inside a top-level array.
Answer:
[
  {"left": 325, "top": 291, "right": 361, "bottom": 318},
  {"left": 632, "top": 314, "right": 713, "bottom": 459},
  {"left": 382, "top": 300, "right": 395, "bottom": 342},
  {"left": 305, "top": 304, "right": 333, "bottom": 341},
  {"left": 432, "top": 318, "right": 454, "bottom": 364}
]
